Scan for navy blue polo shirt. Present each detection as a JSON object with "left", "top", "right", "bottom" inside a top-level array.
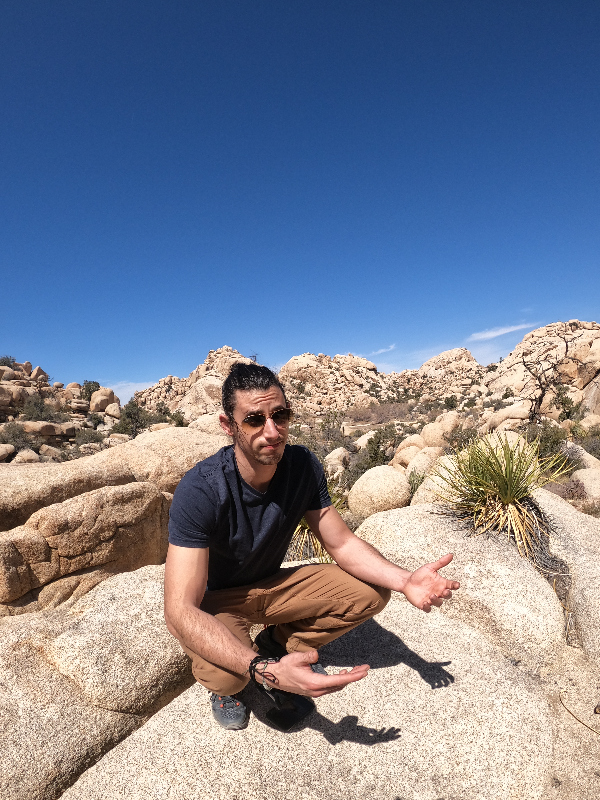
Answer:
[{"left": 168, "top": 444, "right": 331, "bottom": 591}]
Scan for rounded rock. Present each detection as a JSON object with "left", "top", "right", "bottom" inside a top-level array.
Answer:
[{"left": 348, "top": 465, "right": 411, "bottom": 519}]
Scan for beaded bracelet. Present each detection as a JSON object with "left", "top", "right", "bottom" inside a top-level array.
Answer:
[{"left": 248, "top": 655, "right": 280, "bottom": 690}]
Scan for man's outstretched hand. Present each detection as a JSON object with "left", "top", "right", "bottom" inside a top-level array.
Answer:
[
  {"left": 265, "top": 650, "right": 370, "bottom": 698},
  {"left": 401, "top": 553, "right": 460, "bottom": 612}
]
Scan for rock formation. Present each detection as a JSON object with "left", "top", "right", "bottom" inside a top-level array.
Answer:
[
  {"left": 2, "top": 320, "right": 600, "bottom": 799},
  {"left": 134, "top": 346, "right": 254, "bottom": 420},
  {"left": 0, "top": 566, "right": 192, "bottom": 800},
  {"left": 0, "top": 427, "right": 229, "bottom": 615},
  {"left": 46, "top": 498, "right": 600, "bottom": 800}
]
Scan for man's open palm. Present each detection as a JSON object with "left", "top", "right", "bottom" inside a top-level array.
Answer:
[{"left": 402, "top": 553, "right": 460, "bottom": 612}]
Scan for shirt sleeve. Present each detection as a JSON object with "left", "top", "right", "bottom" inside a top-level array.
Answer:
[
  {"left": 168, "top": 470, "right": 217, "bottom": 548},
  {"left": 305, "top": 450, "right": 332, "bottom": 511}
]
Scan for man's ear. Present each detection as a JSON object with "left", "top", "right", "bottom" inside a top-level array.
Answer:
[{"left": 219, "top": 413, "right": 235, "bottom": 437}]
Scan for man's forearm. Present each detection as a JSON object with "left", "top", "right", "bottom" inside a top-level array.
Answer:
[
  {"left": 328, "top": 536, "right": 411, "bottom": 593},
  {"left": 167, "top": 605, "right": 256, "bottom": 676}
]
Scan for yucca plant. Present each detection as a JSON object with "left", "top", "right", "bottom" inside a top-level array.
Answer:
[
  {"left": 432, "top": 434, "right": 569, "bottom": 568},
  {"left": 288, "top": 486, "right": 346, "bottom": 563}
]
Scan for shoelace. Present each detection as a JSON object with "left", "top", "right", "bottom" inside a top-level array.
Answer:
[{"left": 213, "top": 694, "right": 242, "bottom": 710}]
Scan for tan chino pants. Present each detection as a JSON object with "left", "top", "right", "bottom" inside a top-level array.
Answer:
[{"left": 182, "top": 564, "right": 391, "bottom": 695}]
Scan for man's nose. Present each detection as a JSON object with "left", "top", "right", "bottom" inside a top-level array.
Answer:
[{"left": 263, "top": 417, "right": 280, "bottom": 438}]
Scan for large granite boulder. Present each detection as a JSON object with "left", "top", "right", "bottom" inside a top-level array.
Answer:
[
  {"left": 347, "top": 465, "right": 411, "bottom": 519},
  {"left": 0, "top": 482, "right": 171, "bottom": 609},
  {"left": 535, "top": 489, "right": 600, "bottom": 664},
  {"left": 0, "top": 566, "right": 192, "bottom": 800},
  {"left": 0, "top": 428, "right": 228, "bottom": 531},
  {"left": 60, "top": 590, "right": 600, "bottom": 800},
  {"left": 356, "top": 504, "right": 564, "bottom": 670}
]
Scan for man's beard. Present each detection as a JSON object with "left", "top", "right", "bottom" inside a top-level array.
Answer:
[{"left": 253, "top": 448, "right": 285, "bottom": 466}]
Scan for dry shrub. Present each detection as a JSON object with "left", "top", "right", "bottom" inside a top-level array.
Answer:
[
  {"left": 580, "top": 501, "right": 600, "bottom": 519},
  {"left": 545, "top": 478, "right": 587, "bottom": 501},
  {"left": 347, "top": 402, "right": 409, "bottom": 424},
  {"left": 346, "top": 404, "right": 374, "bottom": 422}
]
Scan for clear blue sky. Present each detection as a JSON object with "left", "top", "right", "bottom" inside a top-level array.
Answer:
[{"left": 1, "top": 1, "right": 599, "bottom": 399}]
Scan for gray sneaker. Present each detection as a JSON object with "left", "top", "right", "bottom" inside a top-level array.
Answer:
[
  {"left": 254, "top": 626, "right": 327, "bottom": 675},
  {"left": 210, "top": 692, "right": 250, "bottom": 730}
]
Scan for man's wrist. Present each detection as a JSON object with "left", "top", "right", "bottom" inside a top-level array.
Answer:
[
  {"left": 248, "top": 656, "right": 280, "bottom": 689},
  {"left": 393, "top": 568, "right": 412, "bottom": 595}
]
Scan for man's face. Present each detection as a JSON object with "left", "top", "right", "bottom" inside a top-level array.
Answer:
[{"left": 221, "top": 386, "right": 290, "bottom": 467}]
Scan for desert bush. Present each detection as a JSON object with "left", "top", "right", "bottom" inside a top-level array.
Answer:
[
  {"left": 111, "top": 398, "right": 186, "bottom": 437},
  {"left": 169, "top": 410, "right": 186, "bottom": 427},
  {"left": 523, "top": 421, "right": 566, "bottom": 459},
  {"left": 433, "top": 434, "right": 568, "bottom": 566},
  {"left": 443, "top": 427, "right": 478, "bottom": 452},
  {"left": 75, "top": 428, "right": 104, "bottom": 446},
  {"left": 408, "top": 471, "right": 426, "bottom": 497},
  {"left": 340, "top": 424, "right": 401, "bottom": 489},
  {"left": 0, "top": 355, "right": 16, "bottom": 367},
  {"left": 502, "top": 388, "right": 514, "bottom": 400},
  {"left": 347, "top": 402, "right": 410, "bottom": 424},
  {"left": 154, "top": 401, "right": 172, "bottom": 421},
  {"left": 22, "top": 395, "right": 69, "bottom": 423},
  {"left": 369, "top": 402, "right": 410, "bottom": 424},
  {"left": 347, "top": 404, "right": 373, "bottom": 423},
  {"left": 465, "top": 397, "right": 476, "bottom": 408},
  {"left": 87, "top": 412, "right": 104, "bottom": 429},
  {"left": 444, "top": 395, "right": 458, "bottom": 410},
  {"left": 111, "top": 399, "right": 153, "bottom": 438},
  {"left": 552, "top": 384, "right": 584, "bottom": 422},
  {"left": 0, "top": 422, "right": 38, "bottom": 452},
  {"left": 154, "top": 401, "right": 187, "bottom": 427},
  {"left": 81, "top": 380, "right": 101, "bottom": 402},
  {"left": 419, "top": 399, "right": 444, "bottom": 416},
  {"left": 574, "top": 424, "right": 600, "bottom": 459}
]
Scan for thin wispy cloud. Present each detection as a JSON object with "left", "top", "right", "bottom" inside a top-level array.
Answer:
[
  {"left": 368, "top": 344, "right": 396, "bottom": 355},
  {"left": 467, "top": 323, "right": 534, "bottom": 342}
]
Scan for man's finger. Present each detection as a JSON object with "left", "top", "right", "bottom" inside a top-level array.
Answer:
[
  {"left": 427, "top": 552, "right": 454, "bottom": 571},
  {"left": 309, "top": 666, "right": 370, "bottom": 696}
]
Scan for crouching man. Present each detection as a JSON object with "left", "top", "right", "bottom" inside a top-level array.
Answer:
[{"left": 164, "top": 362, "right": 459, "bottom": 730}]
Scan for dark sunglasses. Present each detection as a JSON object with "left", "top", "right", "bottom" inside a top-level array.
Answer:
[{"left": 240, "top": 407, "right": 293, "bottom": 429}]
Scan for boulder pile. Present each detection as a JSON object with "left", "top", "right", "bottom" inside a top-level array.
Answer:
[
  {"left": 134, "top": 321, "right": 600, "bottom": 427},
  {"left": 0, "top": 427, "right": 229, "bottom": 615},
  {"left": 0, "top": 358, "right": 126, "bottom": 463},
  {"left": 134, "top": 346, "right": 254, "bottom": 420},
  {"left": 47, "top": 497, "right": 600, "bottom": 800},
  {"left": 2, "top": 320, "right": 600, "bottom": 799}
]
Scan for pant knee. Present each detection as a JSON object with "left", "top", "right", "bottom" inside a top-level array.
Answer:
[
  {"left": 197, "top": 671, "right": 249, "bottom": 696},
  {"left": 360, "top": 583, "right": 391, "bottom": 618},
  {"left": 191, "top": 662, "right": 249, "bottom": 696}
]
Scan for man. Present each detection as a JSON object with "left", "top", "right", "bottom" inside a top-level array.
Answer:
[{"left": 164, "top": 363, "right": 459, "bottom": 730}]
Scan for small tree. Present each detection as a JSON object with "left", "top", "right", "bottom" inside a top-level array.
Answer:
[
  {"left": 81, "top": 380, "right": 101, "bottom": 402},
  {"left": 521, "top": 332, "right": 585, "bottom": 424},
  {"left": 0, "top": 355, "right": 16, "bottom": 367},
  {"left": 111, "top": 399, "right": 152, "bottom": 438}
]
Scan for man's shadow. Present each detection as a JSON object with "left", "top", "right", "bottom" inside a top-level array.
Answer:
[
  {"left": 319, "top": 618, "right": 455, "bottom": 689},
  {"left": 244, "top": 619, "right": 454, "bottom": 744}
]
